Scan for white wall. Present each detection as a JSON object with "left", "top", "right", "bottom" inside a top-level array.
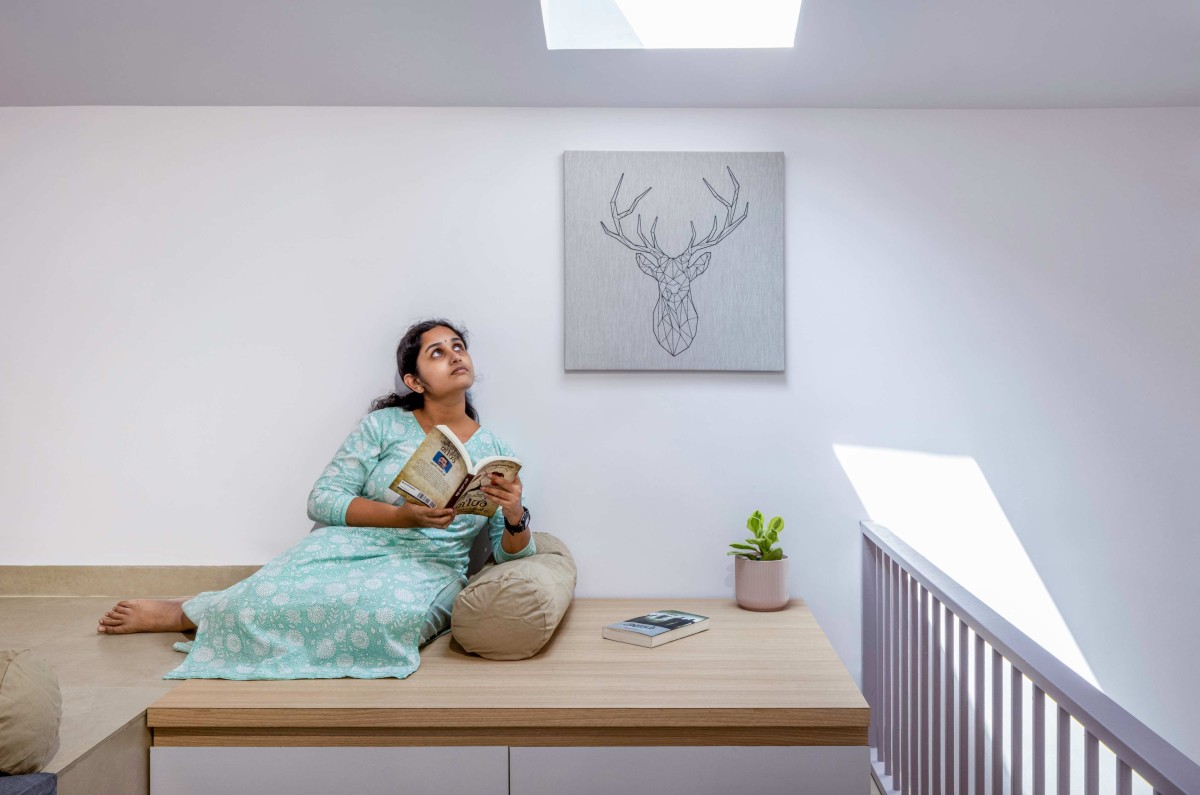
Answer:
[{"left": 1, "top": 107, "right": 1197, "bottom": 761}]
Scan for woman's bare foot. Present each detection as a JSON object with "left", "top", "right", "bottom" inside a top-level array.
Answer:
[{"left": 96, "top": 599, "right": 196, "bottom": 634}]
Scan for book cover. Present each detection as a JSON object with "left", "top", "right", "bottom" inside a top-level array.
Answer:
[
  {"left": 387, "top": 424, "right": 521, "bottom": 516},
  {"left": 602, "top": 610, "right": 710, "bottom": 648}
]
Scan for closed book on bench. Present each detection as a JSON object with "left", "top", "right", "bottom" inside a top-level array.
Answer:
[{"left": 602, "top": 610, "right": 710, "bottom": 648}]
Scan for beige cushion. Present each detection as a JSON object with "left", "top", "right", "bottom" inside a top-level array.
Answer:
[
  {"left": 452, "top": 532, "right": 577, "bottom": 660},
  {"left": 0, "top": 649, "right": 62, "bottom": 775}
]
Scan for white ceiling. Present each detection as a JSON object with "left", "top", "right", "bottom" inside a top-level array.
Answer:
[{"left": 2, "top": 0, "right": 1198, "bottom": 108}]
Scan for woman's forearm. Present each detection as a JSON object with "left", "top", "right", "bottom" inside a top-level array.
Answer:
[
  {"left": 345, "top": 499, "right": 531, "bottom": 552},
  {"left": 344, "top": 497, "right": 407, "bottom": 528},
  {"left": 500, "top": 524, "right": 532, "bottom": 554}
]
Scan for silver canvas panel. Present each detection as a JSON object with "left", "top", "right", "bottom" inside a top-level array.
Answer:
[{"left": 564, "top": 151, "right": 784, "bottom": 372}]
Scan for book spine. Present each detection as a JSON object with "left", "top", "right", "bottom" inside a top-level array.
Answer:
[{"left": 448, "top": 476, "right": 473, "bottom": 509}]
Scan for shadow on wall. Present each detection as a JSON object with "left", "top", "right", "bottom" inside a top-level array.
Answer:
[{"left": 833, "top": 443, "right": 1098, "bottom": 689}]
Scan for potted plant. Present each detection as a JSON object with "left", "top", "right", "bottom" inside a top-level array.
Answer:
[{"left": 727, "top": 510, "right": 789, "bottom": 611}]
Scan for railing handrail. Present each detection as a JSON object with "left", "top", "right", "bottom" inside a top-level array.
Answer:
[{"left": 862, "top": 521, "right": 1200, "bottom": 795}]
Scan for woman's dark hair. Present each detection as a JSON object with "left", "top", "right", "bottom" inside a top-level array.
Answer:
[{"left": 369, "top": 318, "right": 479, "bottom": 421}]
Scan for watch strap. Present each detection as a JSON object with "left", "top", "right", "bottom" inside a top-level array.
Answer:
[{"left": 504, "top": 507, "right": 530, "bottom": 534}]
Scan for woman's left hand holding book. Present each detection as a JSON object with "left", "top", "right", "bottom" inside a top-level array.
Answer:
[{"left": 344, "top": 496, "right": 456, "bottom": 529}]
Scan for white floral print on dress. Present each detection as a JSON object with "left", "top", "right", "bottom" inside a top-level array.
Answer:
[{"left": 165, "top": 409, "right": 534, "bottom": 681}]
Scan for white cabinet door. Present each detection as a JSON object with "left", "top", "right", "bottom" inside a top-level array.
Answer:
[
  {"left": 511, "top": 746, "right": 869, "bottom": 795},
  {"left": 151, "top": 746, "right": 508, "bottom": 795}
]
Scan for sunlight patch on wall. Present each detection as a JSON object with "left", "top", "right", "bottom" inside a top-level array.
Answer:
[{"left": 834, "top": 444, "right": 1098, "bottom": 687}]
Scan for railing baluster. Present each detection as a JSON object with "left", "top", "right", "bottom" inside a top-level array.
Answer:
[
  {"left": 883, "top": 552, "right": 892, "bottom": 773},
  {"left": 891, "top": 559, "right": 900, "bottom": 779},
  {"left": 879, "top": 550, "right": 886, "bottom": 770},
  {"left": 1012, "top": 665, "right": 1023, "bottom": 795},
  {"left": 902, "top": 570, "right": 910, "bottom": 792},
  {"left": 1032, "top": 685, "right": 1045, "bottom": 795},
  {"left": 994, "top": 650, "right": 1004, "bottom": 795},
  {"left": 976, "top": 633, "right": 985, "bottom": 795},
  {"left": 864, "top": 541, "right": 876, "bottom": 750},
  {"left": 1116, "top": 759, "right": 1132, "bottom": 795},
  {"left": 921, "top": 586, "right": 931, "bottom": 795},
  {"left": 945, "top": 605, "right": 955, "bottom": 794},
  {"left": 959, "top": 618, "right": 968, "bottom": 795},
  {"left": 881, "top": 551, "right": 890, "bottom": 774},
  {"left": 878, "top": 547, "right": 888, "bottom": 758},
  {"left": 1085, "top": 731, "right": 1099, "bottom": 795},
  {"left": 945, "top": 607, "right": 955, "bottom": 792},
  {"left": 1058, "top": 706, "right": 1071, "bottom": 795},
  {"left": 933, "top": 596, "right": 943, "bottom": 795},
  {"left": 909, "top": 575, "right": 919, "bottom": 795}
]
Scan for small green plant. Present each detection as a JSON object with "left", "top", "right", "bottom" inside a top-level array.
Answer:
[{"left": 727, "top": 510, "right": 785, "bottom": 561}]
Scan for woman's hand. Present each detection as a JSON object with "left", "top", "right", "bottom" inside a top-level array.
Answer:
[
  {"left": 484, "top": 472, "right": 523, "bottom": 525},
  {"left": 395, "top": 502, "right": 456, "bottom": 529}
]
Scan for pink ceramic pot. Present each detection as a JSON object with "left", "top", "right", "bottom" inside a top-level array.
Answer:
[{"left": 734, "top": 555, "right": 790, "bottom": 611}]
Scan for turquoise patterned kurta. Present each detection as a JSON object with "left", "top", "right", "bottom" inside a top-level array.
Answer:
[{"left": 163, "top": 408, "right": 534, "bottom": 681}]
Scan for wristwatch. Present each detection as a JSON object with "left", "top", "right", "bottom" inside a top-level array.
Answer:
[{"left": 504, "top": 507, "right": 530, "bottom": 535}]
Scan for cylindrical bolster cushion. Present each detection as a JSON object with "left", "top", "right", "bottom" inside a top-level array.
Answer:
[
  {"left": 0, "top": 650, "right": 62, "bottom": 775},
  {"left": 452, "top": 532, "right": 577, "bottom": 660}
]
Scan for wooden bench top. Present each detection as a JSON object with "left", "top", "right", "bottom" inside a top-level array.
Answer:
[{"left": 148, "top": 598, "right": 868, "bottom": 747}]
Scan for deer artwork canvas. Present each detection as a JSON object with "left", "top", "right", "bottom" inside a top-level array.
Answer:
[{"left": 564, "top": 151, "right": 784, "bottom": 371}]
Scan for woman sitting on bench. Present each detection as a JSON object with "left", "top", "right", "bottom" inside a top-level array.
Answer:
[{"left": 96, "top": 318, "right": 535, "bottom": 680}]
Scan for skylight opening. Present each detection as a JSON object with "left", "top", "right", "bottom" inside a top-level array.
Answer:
[{"left": 541, "top": 0, "right": 802, "bottom": 50}]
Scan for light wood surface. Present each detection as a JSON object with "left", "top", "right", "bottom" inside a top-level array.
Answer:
[
  {"left": 0, "top": 597, "right": 186, "bottom": 776},
  {"left": 0, "top": 565, "right": 261, "bottom": 596},
  {"left": 152, "top": 726, "right": 867, "bottom": 747},
  {"left": 148, "top": 598, "right": 868, "bottom": 747}
]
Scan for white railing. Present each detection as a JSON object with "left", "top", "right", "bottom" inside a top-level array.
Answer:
[{"left": 862, "top": 521, "right": 1200, "bottom": 795}]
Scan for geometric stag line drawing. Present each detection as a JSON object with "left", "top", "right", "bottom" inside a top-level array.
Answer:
[
  {"left": 564, "top": 149, "right": 783, "bottom": 373},
  {"left": 600, "top": 167, "right": 749, "bottom": 356}
]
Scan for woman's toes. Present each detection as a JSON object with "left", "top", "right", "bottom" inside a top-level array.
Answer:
[{"left": 114, "top": 604, "right": 132, "bottom": 614}]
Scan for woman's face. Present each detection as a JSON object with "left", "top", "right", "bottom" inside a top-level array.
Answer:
[{"left": 409, "top": 325, "right": 474, "bottom": 396}]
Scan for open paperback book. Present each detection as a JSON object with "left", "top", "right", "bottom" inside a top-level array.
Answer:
[{"left": 388, "top": 425, "right": 522, "bottom": 517}]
